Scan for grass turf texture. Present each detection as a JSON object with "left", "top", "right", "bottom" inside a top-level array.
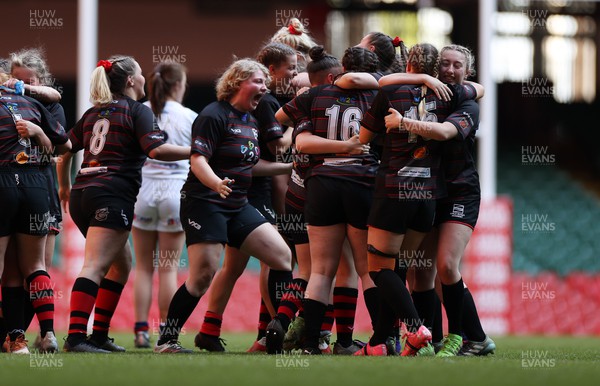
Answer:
[{"left": 1, "top": 333, "right": 599, "bottom": 386}]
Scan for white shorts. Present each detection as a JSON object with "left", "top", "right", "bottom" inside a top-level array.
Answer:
[{"left": 133, "top": 177, "right": 185, "bottom": 232}]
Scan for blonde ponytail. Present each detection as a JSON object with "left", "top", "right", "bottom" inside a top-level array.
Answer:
[{"left": 90, "top": 65, "right": 113, "bottom": 105}]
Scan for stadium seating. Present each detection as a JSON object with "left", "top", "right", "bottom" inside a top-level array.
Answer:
[{"left": 497, "top": 150, "right": 600, "bottom": 275}]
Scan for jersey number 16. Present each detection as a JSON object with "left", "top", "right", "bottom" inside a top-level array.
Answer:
[{"left": 325, "top": 105, "right": 362, "bottom": 141}]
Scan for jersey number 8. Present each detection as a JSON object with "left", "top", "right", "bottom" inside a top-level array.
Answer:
[{"left": 90, "top": 118, "right": 110, "bottom": 155}]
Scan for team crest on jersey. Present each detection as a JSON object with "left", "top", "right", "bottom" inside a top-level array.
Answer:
[
  {"left": 15, "top": 151, "right": 29, "bottom": 164},
  {"left": 458, "top": 118, "right": 469, "bottom": 130},
  {"left": 95, "top": 208, "right": 109, "bottom": 222},
  {"left": 98, "top": 108, "right": 115, "bottom": 118},
  {"left": 337, "top": 96, "right": 357, "bottom": 106},
  {"left": 412, "top": 146, "right": 428, "bottom": 160},
  {"left": 18, "top": 136, "right": 31, "bottom": 147}
]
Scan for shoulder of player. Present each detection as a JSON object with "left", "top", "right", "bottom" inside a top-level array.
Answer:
[
  {"left": 124, "top": 96, "right": 148, "bottom": 111},
  {"left": 447, "top": 83, "right": 476, "bottom": 102},
  {"left": 102, "top": 96, "right": 147, "bottom": 120},
  {"left": 183, "top": 106, "right": 199, "bottom": 122},
  {"left": 44, "top": 101, "right": 64, "bottom": 113},
  {"left": 13, "top": 94, "right": 47, "bottom": 115},
  {"left": 372, "top": 85, "right": 405, "bottom": 103},
  {"left": 457, "top": 98, "right": 479, "bottom": 111},
  {"left": 194, "top": 101, "right": 231, "bottom": 127},
  {"left": 370, "top": 72, "right": 383, "bottom": 81},
  {"left": 379, "top": 84, "right": 416, "bottom": 97},
  {"left": 313, "top": 84, "right": 367, "bottom": 103},
  {"left": 161, "top": 100, "right": 198, "bottom": 120},
  {"left": 13, "top": 93, "right": 39, "bottom": 106},
  {"left": 452, "top": 99, "right": 480, "bottom": 124},
  {"left": 196, "top": 101, "right": 224, "bottom": 118},
  {"left": 259, "top": 92, "right": 278, "bottom": 104},
  {"left": 255, "top": 94, "right": 279, "bottom": 115},
  {"left": 303, "top": 84, "right": 331, "bottom": 96}
]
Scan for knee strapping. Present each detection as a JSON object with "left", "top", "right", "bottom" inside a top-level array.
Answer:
[{"left": 367, "top": 244, "right": 397, "bottom": 259}]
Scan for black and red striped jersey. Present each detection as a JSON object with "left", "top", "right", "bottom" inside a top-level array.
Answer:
[
  {"left": 442, "top": 98, "right": 480, "bottom": 199},
  {"left": 285, "top": 142, "right": 311, "bottom": 211},
  {"left": 282, "top": 84, "right": 379, "bottom": 187},
  {"left": 282, "top": 124, "right": 312, "bottom": 211},
  {"left": 248, "top": 92, "right": 289, "bottom": 201},
  {"left": 68, "top": 96, "right": 165, "bottom": 201},
  {"left": 285, "top": 171, "right": 306, "bottom": 211},
  {"left": 361, "top": 83, "right": 476, "bottom": 200},
  {"left": 0, "top": 94, "right": 67, "bottom": 167},
  {"left": 183, "top": 101, "right": 261, "bottom": 208},
  {"left": 253, "top": 92, "right": 286, "bottom": 160},
  {"left": 45, "top": 102, "right": 67, "bottom": 129}
]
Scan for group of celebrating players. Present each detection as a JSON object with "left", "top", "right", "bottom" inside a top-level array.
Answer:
[{"left": 0, "top": 17, "right": 496, "bottom": 358}]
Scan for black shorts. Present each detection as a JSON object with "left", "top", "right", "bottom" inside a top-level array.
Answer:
[
  {"left": 69, "top": 187, "right": 135, "bottom": 237},
  {"left": 40, "top": 165, "right": 62, "bottom": 234},
  {"left": 249, "top": 194, "right": 276, "bottom": 225},
  {"left": 434, "top": 196, "right": 480, "bottom": 229},
  {"left": 304, "top": 176, "right": 373, "bottom": 229},
  {"left": 368, "top": 196, "right": 435, "bottom": 234},
  {"left": 181, "top": 197, "right": 267, "bottom": 249},
  {"left": 280, "top": 202, "right": 309, "bottom": 245},
  {"left": 0, "top": 168, "right": 50, "bottom": 237}
]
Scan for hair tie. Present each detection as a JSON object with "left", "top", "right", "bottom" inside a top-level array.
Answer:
[
  {"left": 288, "top": 23, "right": 302, "bottom": 35},
  {"left": 155, "top": 72, "right": 161, "bottom": 78},
  {"left": 392, "top": 37, "right": 403, "bottom": 47},
  {"left": 97, "top": 60, "right": 112, "bottom": 73}
]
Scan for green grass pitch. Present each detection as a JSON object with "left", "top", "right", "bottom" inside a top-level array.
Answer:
[{"left": 1, "top": 333, "right": 599, "bottom": 386}]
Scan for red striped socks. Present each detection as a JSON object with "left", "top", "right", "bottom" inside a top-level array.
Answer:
[
  {"left": 91, "top": 278, "right": 124, "bottom": 342},
  {"left": 200, "top": 311, "right": 223, "bottom": 337},
  {"left": 26, "top": 271, "right": 54, "bottom": 338},
  {"left": 67, "top": 277, "right": 99, "bottom": 343}
]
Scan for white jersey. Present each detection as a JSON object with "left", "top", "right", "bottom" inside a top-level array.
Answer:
[{"left": 142, "top": 100, "right": 196, "bottom": 179}]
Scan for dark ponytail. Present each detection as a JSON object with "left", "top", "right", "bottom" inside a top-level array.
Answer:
[
  {"left": 147, "top": 61, "right": 186, "bottom": 117},
  {"left": 365, "top": 32, "right": 407, "bottom": 74}
]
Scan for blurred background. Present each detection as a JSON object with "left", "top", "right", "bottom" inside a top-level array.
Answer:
[{"left": 4, "top": 0, "right": 599, "bottom": 335}]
